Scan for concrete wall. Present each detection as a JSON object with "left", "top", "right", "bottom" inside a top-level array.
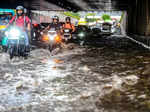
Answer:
[
  {"left": 128, "top": 0, "right": 150, "bottom": 36},
  {"left": 31, "top": 10, "right": 78, "bottom": 24}
]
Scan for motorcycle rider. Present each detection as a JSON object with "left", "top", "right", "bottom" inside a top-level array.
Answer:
[
  {"left": 62, "top": 17, "right": 75, "bottom": 33},
  {"left": 7, "top": 6, "right": 31, "bottom": 51},
  {"left": 45, "top": 15, "right": 62, "bottom": 31}
]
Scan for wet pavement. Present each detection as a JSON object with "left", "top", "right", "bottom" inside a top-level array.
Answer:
[{"left": 0, "top": 36, "right": 150, "bottom": 112}]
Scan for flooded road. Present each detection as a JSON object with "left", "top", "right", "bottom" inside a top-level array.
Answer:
[{"left": 0, "top": 36, "right": 150, "bottom": 112}]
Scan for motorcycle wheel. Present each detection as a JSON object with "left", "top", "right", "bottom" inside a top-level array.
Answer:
[
  {"left": 48, "top": 43, "right": 55, "bottom": 52},
  {"left": 19, "top": 45, "right": 25, "bottom": 57},
  {"left": 65, "top": 38, "right": 68, "bottom": 42},
  {"left": 9, "top": 46, "right": 14, "bottom": 59},
  {"left": 24, "top": 46, "right": 29, "bottom": 59}
]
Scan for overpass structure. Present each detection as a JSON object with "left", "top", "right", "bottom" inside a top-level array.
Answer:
[{"left": 1, "top": 0, "right": 150, "bottom": 36}]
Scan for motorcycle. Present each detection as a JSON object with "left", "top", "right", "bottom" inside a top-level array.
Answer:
[
  {"left": 63, "top": 28, "right": 72, "bottom": 42},
  {"left": 5, "top": 26, "right": 28, "bottom": 59},
  {"left": 41, "top": 28, "right": 62, "bottom": 52},
  {"left": 32, "top": 23, "right": 45, "bottom": 41}
]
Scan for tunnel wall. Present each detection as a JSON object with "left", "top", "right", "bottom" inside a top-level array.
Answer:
[{"left": 128, "top": 0, "right": 150, "bottom": 36}]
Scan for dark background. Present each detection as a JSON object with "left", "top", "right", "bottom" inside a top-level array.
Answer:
[{"left": 0, "top": 0, "right": 130, "bottom": 11}]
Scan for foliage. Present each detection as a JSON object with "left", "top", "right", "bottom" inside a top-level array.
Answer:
[
  {"left": 102, "top": 14, "right": 111, "bottom": 21},
  {"left": 63, "top": 12, "right": 80, "bottom": 20},
  {"left": 86, "top": 13, "right": 96, "bottom": 17},
  {"left": 86, "top": 13, "right": 97, "bottom": 22}
]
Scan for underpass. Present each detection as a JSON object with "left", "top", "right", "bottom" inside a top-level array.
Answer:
[{"left": 0, "top": 0, "right": 150, "bottom": 112}]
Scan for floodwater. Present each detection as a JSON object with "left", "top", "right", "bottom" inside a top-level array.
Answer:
[{"left": 0, "top": 36, "right": 150, "bottom": 112}]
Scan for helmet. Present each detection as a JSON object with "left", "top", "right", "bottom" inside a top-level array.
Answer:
[
  {"left": 65, "top": 17, "right": 71, "bottom": 22},
  {"left": 16, "top": 6, "right": 24, "bottom": 16},
  {"left": 52, "top": 15, "right": 59, "bottom": 21},
  {"left": 16, "top": 6, "right": 24, "bottom": 10}
]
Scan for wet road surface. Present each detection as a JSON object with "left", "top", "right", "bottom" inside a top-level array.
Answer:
[{"left": 0, "top": 36, "right": 150, "bottom": 112}]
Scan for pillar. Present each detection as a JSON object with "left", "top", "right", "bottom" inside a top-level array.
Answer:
[{"left": 128, "top": 0, "right": 150, "bottom": 36}]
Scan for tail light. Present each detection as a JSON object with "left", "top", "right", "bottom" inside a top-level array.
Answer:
[{"left": 33, "top": 24, "right": 38, "bottom": 27}]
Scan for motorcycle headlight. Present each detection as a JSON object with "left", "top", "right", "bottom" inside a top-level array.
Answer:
[
  {"left": 49, "top": 35, "right": 55, "bottom": 40},
  {"left": 47, "top": 33, "right": 57, "bottom": 41},
  {"left": 9, "top": 28, "right": 21, "bottom": 37}
]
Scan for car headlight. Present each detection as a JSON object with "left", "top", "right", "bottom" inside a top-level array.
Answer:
[
  {"left": 33, "top": 32, "right": 36, "bottom": 37},
  {"left": 78, "top": 32, "right": 85, "bottom": 38}
]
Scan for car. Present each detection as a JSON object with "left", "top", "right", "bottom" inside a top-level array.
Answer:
[
  {"left": 100, "top": 22, "right": 113, "bottom": 35},
  {"left": 73, "top": 25, "right": 93, "bottom": 45},
  {"left": 31, "top": 23, "right": 46, "bottom": 41},
  {"left": 0, "top": 9, "right": 15, "bottom": 49}
]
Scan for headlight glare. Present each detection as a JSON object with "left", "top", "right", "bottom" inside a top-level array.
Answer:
[
  {"left": 9, "top": 28, "right": 21, "bottom": 37},
  {"left": 78, "top": 32, "right": 85, "bottom": 37}
]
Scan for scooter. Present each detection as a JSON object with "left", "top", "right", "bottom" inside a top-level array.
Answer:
[
  {"left": 41, "top": 28, "right": 62, "bottom": 52},
  {"left": 63, "top": 28, "right": 72, "bottom": 42},
  {"left": 5, "top": 26, "right": 28, "bottom": 59}
]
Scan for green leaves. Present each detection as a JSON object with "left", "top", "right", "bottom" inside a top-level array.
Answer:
[
  {"left": 102, "top": 14, "right": 111, "bottom": 22},
  {"left": 63, "top": 12, "right": 80, "bottom": 20}
]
